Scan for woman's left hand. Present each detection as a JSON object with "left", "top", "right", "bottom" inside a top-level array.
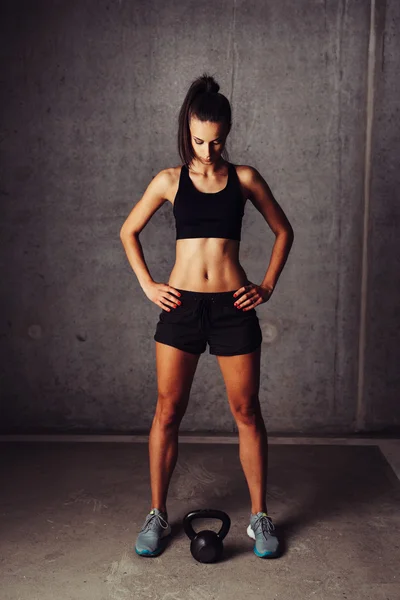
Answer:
[{"left": 233, "top": 281, "right": 274, "bottom": 311}]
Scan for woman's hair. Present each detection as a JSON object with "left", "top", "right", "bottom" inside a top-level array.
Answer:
[{"left": 177, "top": 72, "right": 231, "bottom": 166}]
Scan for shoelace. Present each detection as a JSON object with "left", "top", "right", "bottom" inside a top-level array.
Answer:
[
  {"left": 253, "top": 514, "right": 276, "bottom": 538},
  {"left": 142, "top": 512, "right": 169, "bottom": 533}
]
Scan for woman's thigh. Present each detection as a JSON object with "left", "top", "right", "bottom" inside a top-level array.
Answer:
[
  {"left": 154, "top": 341, "right": 201, "bottom": 421},
  {"left": 216, "top": 345, "right": 262, "bottom": 418}
]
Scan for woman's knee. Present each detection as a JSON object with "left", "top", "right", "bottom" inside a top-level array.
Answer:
[
  {"left": 231, "top": 395, "right": 262, "bottom": 425},
  {"left": 154, "top": 392, "right": 189, "bottom": 427}
]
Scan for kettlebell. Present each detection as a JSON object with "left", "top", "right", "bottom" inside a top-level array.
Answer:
[{"left": 183, "top": 509, "right": 231, "bottom": 563}]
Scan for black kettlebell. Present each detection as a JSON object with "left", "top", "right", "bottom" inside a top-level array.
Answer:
[{"left": 183, "top": 509, "right": 231, "bottom": 563}]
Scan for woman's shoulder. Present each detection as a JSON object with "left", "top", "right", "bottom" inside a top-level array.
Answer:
[
  {"left": 231, "top": 163, "right": 258, "bottom": 192},
  {"left": 230, "top": 162, "right": 256, "bottom": 176},
  {"left": 150, "top": 165, "right": 182, "bottom": 189},
  {"left": 153, "top": 165, "right": 185, "bottom": 205},
  {"left": 153, "top": 165, "right": 182, "bottom": 178},
  {"left": 157, "top": 164, "right": 185, "bottom": 180}
]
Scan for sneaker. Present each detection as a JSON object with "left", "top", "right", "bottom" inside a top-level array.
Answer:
[
  {"left": 247, "top": 512, "right": 280, "bottom": 558},
  {"left": 135, "top": 508, "right": 172, "bottom": 557}
]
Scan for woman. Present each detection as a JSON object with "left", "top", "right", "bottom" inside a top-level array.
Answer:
[{"left": 120, "top": 73, "right": 294, "bottom": 559}]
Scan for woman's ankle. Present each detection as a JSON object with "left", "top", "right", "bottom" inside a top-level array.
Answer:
[{"left": 151, "top": 506, "right": 167, "bottom": 514}]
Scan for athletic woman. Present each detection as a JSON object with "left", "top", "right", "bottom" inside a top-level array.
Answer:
[{"left": 120, "top": 73, "right": 294, "bottom": 558}]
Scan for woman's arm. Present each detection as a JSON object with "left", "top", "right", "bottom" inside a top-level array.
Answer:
[
  {"left": 260, "top": 231, "right": 294, "bottom": 291},
  {"left": 119, "top": 169, "right": 171, "bottom": 290},
  {"left": 242, "top": 165, "right": 294, "bottom": 290}
]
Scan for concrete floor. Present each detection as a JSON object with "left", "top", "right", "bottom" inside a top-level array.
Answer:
[{"left": 0, "top": 435, "right": 399, "bottom": 600}]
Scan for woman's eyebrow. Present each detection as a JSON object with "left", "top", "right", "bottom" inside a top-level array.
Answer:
[{"left": 193, "top": 135, "right": 221, "bottom": 142}]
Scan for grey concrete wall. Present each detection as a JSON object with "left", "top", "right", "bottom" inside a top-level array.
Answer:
[{"left": 0, "top": 0, "right": 399, "bottom": 434}]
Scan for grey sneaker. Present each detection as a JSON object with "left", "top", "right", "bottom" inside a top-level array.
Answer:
[{"left": 135, "top": 508, "right": 172, "bottom": 557}]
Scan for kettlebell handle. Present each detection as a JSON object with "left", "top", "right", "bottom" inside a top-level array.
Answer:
[{"left": 183, "top": 509, "right": 231, "bottom": 541}]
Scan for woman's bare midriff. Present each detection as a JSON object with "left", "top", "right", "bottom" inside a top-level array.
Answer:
[
  {"left": 165, "top": 165, "right": 250, "bottom": 293},
  {"left": 168, "top": 238, "right": 249, "bottom": 292}
]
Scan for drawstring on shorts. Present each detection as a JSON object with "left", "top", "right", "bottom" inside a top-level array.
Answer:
[{"left": 197, "top": 295, "right": 216, "bottom": 332}]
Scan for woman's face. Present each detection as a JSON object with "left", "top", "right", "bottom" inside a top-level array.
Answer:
[{"left": 189, "top": 116, "right": 229, "bottom": 165}]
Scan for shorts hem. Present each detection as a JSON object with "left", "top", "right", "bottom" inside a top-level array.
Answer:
[
  {"left": 154, "top": 337, "right": 205, "bottom": 355},
  {"left": 209, "top": 342, "right": 262, "bottom": 357}
]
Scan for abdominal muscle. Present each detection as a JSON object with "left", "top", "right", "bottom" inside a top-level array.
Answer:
[{"left": 168, "top": 238, "right": 249, "bottom": 292}]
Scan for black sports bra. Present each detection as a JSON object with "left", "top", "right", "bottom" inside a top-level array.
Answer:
[{"left": 173, "top": 162, "right": 245, "bottom": 241}]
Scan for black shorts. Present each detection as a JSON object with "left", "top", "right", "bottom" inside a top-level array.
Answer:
[{"left": 154, "top": 288, "right": 263, "bottom": 356}]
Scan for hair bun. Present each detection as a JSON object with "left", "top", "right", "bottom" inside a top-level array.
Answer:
[{"left": 200, "top": 73, "right": 220, "bottom": 94}]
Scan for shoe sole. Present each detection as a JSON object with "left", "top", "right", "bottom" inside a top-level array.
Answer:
[
  {"left": 135, "top": 545, "right": 165, "bottom": 557},
  {"left": 247, "top": 524, "right": 280, "bottom": 558}
]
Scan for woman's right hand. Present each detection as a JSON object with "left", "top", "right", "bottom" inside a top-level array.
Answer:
[{"left": 142, "top": 281, "right": 182, "bottom": 312}]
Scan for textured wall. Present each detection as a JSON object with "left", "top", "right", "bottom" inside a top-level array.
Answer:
[{"left": 0, "top": 0, "right": 398, "bottom": 434}]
